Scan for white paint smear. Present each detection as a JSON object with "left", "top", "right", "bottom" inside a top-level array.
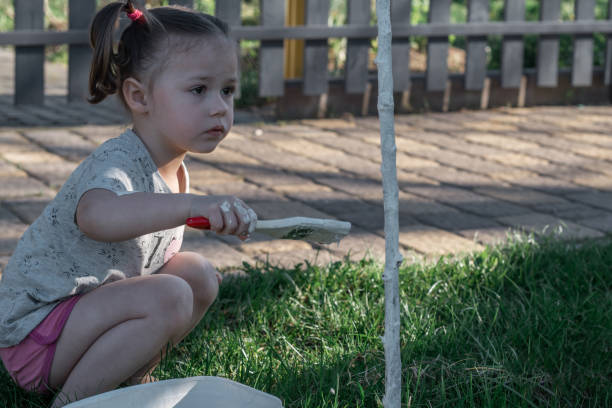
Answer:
[
  {"left": 220, "top": 200, "right": 231, "bottom": 213},
  {"left": 247, "top": 209, "right": 257, "bottom": 234},
  {"left": 234, "top": 200, "right": 249, "bottom": 217},
  {"left": 233, "top": 200, "right": 258, "bottom": 233}
]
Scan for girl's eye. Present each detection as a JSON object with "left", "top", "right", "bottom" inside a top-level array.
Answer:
[
  {"left": 191, "top": 86, "right": 205, "bottom": 95},
  {"left": 222, "top": 86, "right": 235, "bottom": 96}
]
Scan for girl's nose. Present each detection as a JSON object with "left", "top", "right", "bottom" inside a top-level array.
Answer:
[{"left": 209, "top": 94, "right": 229, "bottom": 117}]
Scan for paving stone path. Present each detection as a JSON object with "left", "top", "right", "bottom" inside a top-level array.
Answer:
[{"left": 1, "top": 48, "right": 612, "bottom": 273}]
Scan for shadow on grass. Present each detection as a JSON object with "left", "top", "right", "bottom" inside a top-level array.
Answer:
[{"left": 2, "top": 235, "right": 611, "bottom": 407}]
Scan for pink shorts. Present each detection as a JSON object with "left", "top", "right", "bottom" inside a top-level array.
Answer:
[{"left": 0, "top": 295, "right": 81, "bottom": 394}]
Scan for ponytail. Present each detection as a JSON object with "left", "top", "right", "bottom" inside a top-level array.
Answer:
[
  {"left": 88, "top": 1, "right": 155, "bottom": 104},
  {"left": 88, "top": 2, "right": 124, "bottom": 104},
  {"left": 88, "top": 1, "right": 231, "bottom": 105}
]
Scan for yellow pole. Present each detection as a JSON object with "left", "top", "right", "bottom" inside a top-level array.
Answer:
[{"left": 284, "top": 0, "right": 305, "bottom": 79}]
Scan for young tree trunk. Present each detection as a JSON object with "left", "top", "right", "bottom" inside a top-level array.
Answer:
[{"left": 374, "top": 0, "right": 403, "bottom": 407}]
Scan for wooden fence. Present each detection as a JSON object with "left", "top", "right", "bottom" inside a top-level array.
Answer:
[{"left": 1, "top": 0, "right": 612, "bottom": 115}]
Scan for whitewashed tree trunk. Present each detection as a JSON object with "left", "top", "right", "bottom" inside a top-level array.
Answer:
[{"left": 374, "top": 0, "right": 403, "bottom": 407}]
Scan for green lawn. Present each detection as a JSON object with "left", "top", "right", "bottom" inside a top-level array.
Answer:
[{"left": 2, "top": 235, "right": 610, "bottom": 407}]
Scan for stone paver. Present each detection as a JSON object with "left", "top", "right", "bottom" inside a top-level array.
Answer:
[
  {"left": 0, "top": 130, "right": 34, "bottom": 153},
  {"left": 326, "top": 227, "right": 387, "bottom": 261},
  {"left": 1, "top": 48, "right": 612, "bottom": 271},
  {"left": 180, "top": 229, "right": 254, "bottom": 270},
  {"left": 497, "top": 213, "right": 604, "bottom": 240},
  {"left": 0, "top": 206, "right": 28, "bottom": 256},
  {"left": 398, "top": 224, "right": 484, "bottom": 256},
  {"left": 577, "top": 214, "right": 612, "bottom": 233},
  {"left": 3, "top": 151, "right": 78, "bottom": 189},
  {"left": 0, "top": 173, "right": 55, "bottom": 198},
  {"left": 2, "top": 197, "right": 52, "bottom": 224},
  {"left": 21, "top": 129, "right": 97, "bottom": 162},
  {"left": 0, "top": 257, "right": 9, "bottom": 272},
  {"left": 3, "top": 103, "right": 612, "bottom": 271},
  {"left": 246, "top": 199, "right": 333, "bottom": 221},
  {"left": 565, "top": 191, "right": 612, "bottom": 212}
]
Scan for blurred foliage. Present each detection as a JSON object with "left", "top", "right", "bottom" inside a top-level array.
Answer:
[
  {"left": 410, "top": 0, "right": 609, "bottom": 69},
  {"left": 329, "top": 0, "right": 347, "bottom": 76},
  {"left": 486, "top": 0, "right": 610, "bottom": 69},
  {"left": 235, "top": 41, "right": 261, "bottom": 108},
  {"left": 0, "top": 0, "right": 13, "bottom": 31}
]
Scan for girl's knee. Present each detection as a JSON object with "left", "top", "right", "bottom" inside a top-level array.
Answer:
[
  {"left": 177, "top": 252, "right": 220, "bottom": 310},
  {"left": 150, "top": 274, "right": 193, "bottom": 333}
]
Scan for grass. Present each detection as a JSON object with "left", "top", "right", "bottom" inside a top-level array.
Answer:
[{"left": 1, "top": 234, "right": 611, "bottom": 407}]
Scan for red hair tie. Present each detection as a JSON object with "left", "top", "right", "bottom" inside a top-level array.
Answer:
[{"left": 127, "top": 9, "right": 144, "bottom": 23}]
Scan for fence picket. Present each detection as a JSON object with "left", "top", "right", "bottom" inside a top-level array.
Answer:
[
  {"left": 2, "top": 0, "right": 611, "bottom": 110},
  {"left": 572, "top": 0, "right": 595, "bottom": 86},
  {"left": 391, "top": 0, "right": 411, "bottom": 92},
  {"left": 426, "top": 0, "right": 451, "bottom": 91},
  {"left": 304, "top": 0, "right": 330, "bottom": 95},
  {"left": 169, "top": 0, "right": 194, "bottom": 7},
  {"left": 215, "top": 0, "right": 241, "bottom": 98},
  {"left": 465, "top": 0, "right": 488, "bottom": 90},
  {"left": 68, "top": 0, "right": 96, "bottom": 103},
  {"left": 215, "top": 0, "right": 241, "bottom": 24},
  {"left": 537, "top": 0, "right": 561, "bottom": 87},
  {"left": 259, "top": 0, "right": 285, "bottom": 96},
  {"left": 501, "top": 0, "right": 525, "bottom": 88},
  {"left": 606, "top": 0, "right": 612, "bottom": 85},
  {"left": 345, "top": 0, "right": 370, "bottom": 94},
  {"left": 14, "top": 0, "right": 44, "bottom": 105}
]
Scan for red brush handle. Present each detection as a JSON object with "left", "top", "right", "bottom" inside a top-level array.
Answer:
[{"left": 186, "top": 216, "right": 211, "bottom": 230}]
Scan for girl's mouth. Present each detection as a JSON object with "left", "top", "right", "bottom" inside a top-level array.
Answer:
[{"left": 205, "top": 126, "right": 225, "bottom": 138}]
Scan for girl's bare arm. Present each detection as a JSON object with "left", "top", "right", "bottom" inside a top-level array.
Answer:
[
  {"left": 76, "top": 189, "right": 193, "bottom": 242},
  {"left": 76, "top": 189, "right": 256, "bottom": 242}
]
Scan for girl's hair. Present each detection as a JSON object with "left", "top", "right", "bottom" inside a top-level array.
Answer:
[{"left": 88, "top": 0, "right": 230, "bottom": 105}]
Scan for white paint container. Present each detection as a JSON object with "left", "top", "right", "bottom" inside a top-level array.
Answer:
[{"left": 64, "top": 376, "right": 283, "bottom": 408}]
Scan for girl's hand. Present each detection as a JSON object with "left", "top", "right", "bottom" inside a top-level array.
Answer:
[{"left": 190, "top": 195, "right": 257, "bottom": 240}]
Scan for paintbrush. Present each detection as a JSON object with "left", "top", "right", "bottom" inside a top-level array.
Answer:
[{"left": 186, "top": 216, "right": 351, "bottom": 244}]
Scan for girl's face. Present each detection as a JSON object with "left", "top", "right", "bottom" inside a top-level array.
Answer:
[{"left": 147, "top": 35, "right": 238, "bottom": 156}]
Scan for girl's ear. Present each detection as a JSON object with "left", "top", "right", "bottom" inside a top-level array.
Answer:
[{"left": 122, "top": 77, "right": 149, "bottom": 114}]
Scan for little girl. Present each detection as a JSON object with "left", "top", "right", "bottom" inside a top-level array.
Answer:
[{"left": 0, "top": 2, "right": 256, "bottom": 406}]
